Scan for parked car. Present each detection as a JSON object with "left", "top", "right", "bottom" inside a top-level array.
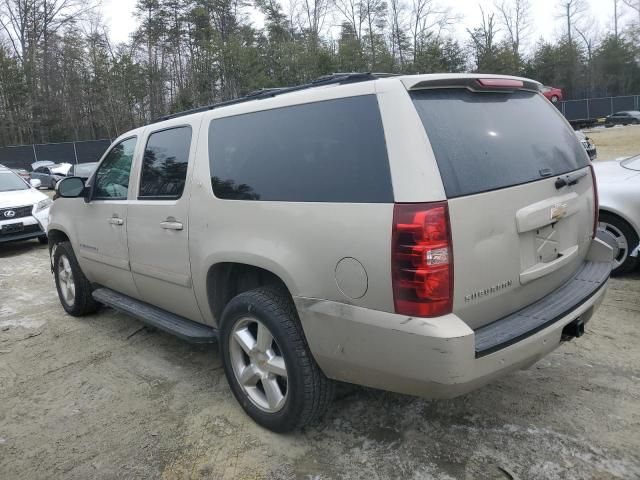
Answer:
[
  {"left": 49, "top": 73, "right": 612, "bottom": 432},
  {"left": 11, "top": 168, "right": 31, "bottom": 182},
  {"left": 605, "top": 111, "right": 640, "bottom": 127},
  {"left": 0, "top": 165, "right": 51, "bottom": 244},
  {"left": 575, "top": 130, "right": 597, "bottom": 160},
  {"left": 542, "top": 86, "right": 563, "bottom": 103},
  {"left": 593, "top": 154, "right": 640, "bottom": 274},
  {"left": 31, "top": 162, "right": 73, "bottom": 189},
  {"left": 68, "top": 162, "right": 98, "bottom": 180}
]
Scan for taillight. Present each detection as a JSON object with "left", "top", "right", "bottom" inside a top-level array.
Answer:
[
  {"left": 589, "top": 164, "right": 599, "bottom": 238},
  {"left": 477, "top": 78, "right": 524, "bottom": 88},
  {"left": 392, "top": 202, "right": 453, "bottom": 317}
]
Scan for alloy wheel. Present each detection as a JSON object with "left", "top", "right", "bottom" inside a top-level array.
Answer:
[
  {"left": 598, "top": 221, "right": 629, "bottom": 270},
  {"left": 229, "top": 317, "right": 288, "bottom": 413},
  {"left": 57, "top": 254, "right": 76, "bottom": 306}
]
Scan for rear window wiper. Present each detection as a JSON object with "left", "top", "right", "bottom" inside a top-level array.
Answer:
[{"left": 555, "top": 171, "right": 588, "bottom": 189}]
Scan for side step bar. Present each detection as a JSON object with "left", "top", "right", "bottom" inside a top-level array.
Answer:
[{"left": 92, "top": 288, "right": 218, "bottom": 344}]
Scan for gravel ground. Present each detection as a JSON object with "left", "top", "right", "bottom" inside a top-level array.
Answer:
[
  {"left": 0, "top": 240, "right": 639, "bottom": 480},
  {"left": 586, "top": 124, "right": 640, "bottom": 160}
]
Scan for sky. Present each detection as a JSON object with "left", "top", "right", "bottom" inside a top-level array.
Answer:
[{"left": 102, "top": 0, "right": 630, "bottom": 51}]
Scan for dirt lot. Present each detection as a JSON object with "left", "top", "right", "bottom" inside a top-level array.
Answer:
[
  {"left": 586, "top": 124, "right": 640, "bottom": 160},
  {"left": 1, "top": 127, "right": 640, "bottom": 480}
]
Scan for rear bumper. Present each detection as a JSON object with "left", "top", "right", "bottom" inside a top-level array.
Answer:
[{"left": 296, "top": 240, "right": 612, "bottom": 399}]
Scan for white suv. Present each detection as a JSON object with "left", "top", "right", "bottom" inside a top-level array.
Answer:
[{"left": 0, "top": 166, "right": 51, "bottom": 244}]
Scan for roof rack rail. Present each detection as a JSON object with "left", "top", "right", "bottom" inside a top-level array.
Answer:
[{"left": 154, "top": 72, "right": 392, "bottom": 123}]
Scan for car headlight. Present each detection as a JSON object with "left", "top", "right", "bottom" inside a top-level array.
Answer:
[{"left": 35, "top": 198, "right": 53, "bottom": 213}]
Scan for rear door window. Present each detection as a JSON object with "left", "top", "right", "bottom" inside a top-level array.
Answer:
[
  {"left": 208, "top": 95, "right": 393, "bottom": 202},
  {"left": 139, "top": 126, "right": 192, "bottom": 199},
  {"left": 410, "top": 89, "right": 588, "bottom": 198}
]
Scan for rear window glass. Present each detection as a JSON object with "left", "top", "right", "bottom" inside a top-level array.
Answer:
[
  {"left": 410, "top": 89, "right": 588, "bottom": 198},
  {"left": 208, "top": 95, "right": 393, "bottom": 202}
]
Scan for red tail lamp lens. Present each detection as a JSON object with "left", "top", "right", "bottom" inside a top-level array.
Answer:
[
  {"left": 477, "top": 78, "right": 524, "bottom": 88},
  {"left": 392, "top": 202, "right": 453, "bottom": 317}
]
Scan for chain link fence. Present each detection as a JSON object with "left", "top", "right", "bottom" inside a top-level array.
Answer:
[
  {"left": 560, "top": 95, "right": 640, "bottom": 123},
  {"left": 0, "top": 139, "right": 112, "bottom": 170}
]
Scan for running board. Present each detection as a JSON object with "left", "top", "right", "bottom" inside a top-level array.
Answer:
[{"left": 92, "top": 288, "right": 218, "bottom": 344}]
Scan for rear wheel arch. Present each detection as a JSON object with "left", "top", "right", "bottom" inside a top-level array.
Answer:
[{"left": 206, "top": 262, "right": 295, "bottom": 324}]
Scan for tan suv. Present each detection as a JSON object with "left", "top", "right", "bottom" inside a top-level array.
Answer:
[{"left": 49, "top": 73, "right": 612, "bottom": 432}]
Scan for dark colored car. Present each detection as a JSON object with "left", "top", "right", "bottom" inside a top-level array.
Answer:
[{"left": 605, "top": 111, "right": 640, "bottom": 127}]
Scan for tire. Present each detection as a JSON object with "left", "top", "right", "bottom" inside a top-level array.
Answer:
[
  {"left": 53, "top": 241, "right": 98, "bottom": 316},
  {"left": 599, "top": 212, "right": 639, "bottom": 275},
  {"left": 38, "top": 235, "right": 48, "bottom": 245},
  {"left": 219, "top": 286, "right": 334, "bottom": 432},
  {"left": 551, "top": 95, "right": 559, "bottom": 103}
]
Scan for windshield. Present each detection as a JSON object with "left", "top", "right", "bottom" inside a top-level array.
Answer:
[
  {"left": 0, "top": 171, "right": 29, "bottom": 192},
  {"left": 410, "top": 89, "right": 588, "bottom": 198},
  {"left": 621, "top": 155, "right": 640, "bottom": 171}
]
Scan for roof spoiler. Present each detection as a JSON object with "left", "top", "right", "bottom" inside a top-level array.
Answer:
[{"left": 407, "top": 77, "right": 541, "bottom": 93}]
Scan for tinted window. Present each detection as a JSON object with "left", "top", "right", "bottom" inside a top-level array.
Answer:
[
  {"left": 139, "top": 127, "right": 192, "bottom": 199},
  {"left": 94, "top": 137, "right": 137, "bottom": 199},
  {"left": 209, "top": 95, "right": 393, "bottom": 202},
  {"left": 410, "top": 89, "right": 588, "bottom": 198}
]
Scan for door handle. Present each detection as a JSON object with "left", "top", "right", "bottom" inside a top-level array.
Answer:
[
  {"left": 160, "top": 220, "right": 183, "bottom": 231},
  {"left": 109, "top": 217, "right": 124, "bottom": 226}
]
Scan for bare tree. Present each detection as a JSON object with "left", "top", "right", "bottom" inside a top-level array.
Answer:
[
  {"left": 495, "top": 0, "right": 531, "bottom": 56},
  {"left": 334, "top": 0, "right": 364, "bottom": 41},
  {"left": 467, "top": 5, "right": 499, "bottom": 64},
  {"left": 409, "top": 0, "right": 454, "bottom": 64},
  {"left": 388, "top": 0, "right": 407, "bottom": 68},
  {"left": 557, "top": 0, "right": 589, "bottom": 45},
  {"left": 622, "top": 0, "right": 640, "bottom": 25}
]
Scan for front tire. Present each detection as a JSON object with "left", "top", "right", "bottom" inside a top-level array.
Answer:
[
  {"left": 220, "top": 286, "right": 334, "bottom": 432},
  {"left": 598, "top": 212, "right": 639, "bottom": 275},
  {"left": 53, "top": 241, "right": 98, "bottom": 316},
  {"left": 551, "top": 95, "right": 559, "bottom": 103}
]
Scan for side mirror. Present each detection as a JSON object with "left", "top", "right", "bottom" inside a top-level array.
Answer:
[
  {"left": 56, "top": 176, "right": 86, "bottom": 199},
  {"left": 30, "top": 178, "right": 42, "bottom": 188}
]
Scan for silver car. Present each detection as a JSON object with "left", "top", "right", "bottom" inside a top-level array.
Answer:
[
  {"left": 31, "top": 161, "right": 73, "bottom": 189},
  {"left": 48, "top": 73, "right": 612, "bottom": 432},
  {"left": 594, "top": 155, "right": 640, "bottom": 274}
]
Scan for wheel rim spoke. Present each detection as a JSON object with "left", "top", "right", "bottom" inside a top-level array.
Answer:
[
  {"left": 262, "top": 376, "right": 285, "bottom": 410},
  {"left": 265, "top": 356, "right": 287, "bottom": 378},
  {"left": 256, "top": 323, "right": 273, "bottom": 353},
  {"left": 239, "top": 364, "right": 261, "bottom": 386},
  {"left": 233, "top": 327, "right": 256, "bottom": 355}
]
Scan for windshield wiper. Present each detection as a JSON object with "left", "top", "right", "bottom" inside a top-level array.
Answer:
[{"left": 555, "top": 171, "right": 588, "bottom": 190}]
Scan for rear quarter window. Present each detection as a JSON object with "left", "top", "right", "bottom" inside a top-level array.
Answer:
[
  {"left": 208, "top": 95, "right": 393, "bottom": 202},
  {"left": 410, "top": 89, "right": 588, "bottom": 198}
]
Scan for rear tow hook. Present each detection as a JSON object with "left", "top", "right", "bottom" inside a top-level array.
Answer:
[{"left": 561, "top": 318, "right": 585, "bottom": 341}]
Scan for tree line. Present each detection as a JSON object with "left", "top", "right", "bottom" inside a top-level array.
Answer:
[{"left": 1, "top": 0, "right": 639, "bottom": 147}]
